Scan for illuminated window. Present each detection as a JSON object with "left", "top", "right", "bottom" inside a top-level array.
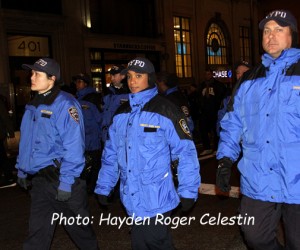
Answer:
[
  {"left": 173, "top": 16, "right": 192, "bottom": 78},
  {"left": 239, "top": 26, "right": 251, "bottom": 63},
  {"left": 206, "top": 23, "right": 227, "bottom": 65}
]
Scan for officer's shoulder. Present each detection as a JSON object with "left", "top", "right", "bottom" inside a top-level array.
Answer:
[
  {"left": 56, "top": 90, "right": 79, "bottom": 107},
  {"left": 114, "top": 100, "right": 131, "bottom": 115},
  {"left": 144, "top": 94, "right": 182, "bottom": 119},
  {"left": 240, "top": 63, "right": 266, "bottom": 83}
]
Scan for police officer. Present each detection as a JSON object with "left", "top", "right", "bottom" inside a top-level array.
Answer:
[
  {"left": 216, "top": 10, "right": 300, "bottom": 249},
  {"left": 74, "top": 73, "right": 102, "bottom": 193},
  {"left": 16, "top": 58, "right": 99, "bottom": 250},
  {"left": 101, "top": 65, "right": 130, "bottom": 145},
  {"left": 156, "top": 71, "right": 194, "bottom": 131},
  {"left": 95, "top": 57, "right": 200, "bottom": 249}
]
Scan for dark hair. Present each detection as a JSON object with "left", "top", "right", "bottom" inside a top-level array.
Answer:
[
  {"left": 148, "top": 72, "right": 157, "bottom": 87},
  {"left": 156, "top": 71, "right": 178, "bottom": 88},
  {"left": 292, "top": 30, "right": 299, "bottom": 48},
  {"left": 47, "top": 73, "right": 60, "bottom": 85}
]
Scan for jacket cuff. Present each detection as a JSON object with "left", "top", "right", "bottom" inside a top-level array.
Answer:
[
  {"left": 58, "top": 182, "right": 72, "bottom": 192},
  {"left": 17, "top": 170, "right": 27, "bottom": 178}
]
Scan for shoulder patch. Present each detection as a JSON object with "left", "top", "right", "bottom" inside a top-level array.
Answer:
[
  {"left": 179, "top": 119, "right": 191, "bottom": 137},
  {"left": 68, "top": 107, "right": 80, "bottom": 123}
]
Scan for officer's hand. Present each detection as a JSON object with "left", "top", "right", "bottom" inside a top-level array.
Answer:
[
  {"left": 180, "top": 198, "right": 195, "bottom": 212},
  {"left": 216, "top": 157, "right": 233, "bottom": 192},
  {"left": 17, "top": 177, "right": 31, "bottom": 190},
  {"left": 97, "top": 194, "right": 110, "bottom": 206},
  {"left": 56, "top": 189, "right": 72, "bottom": 201}
]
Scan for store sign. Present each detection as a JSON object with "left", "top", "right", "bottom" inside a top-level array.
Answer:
[
  {"left": 113, "top": 43, "right": 156, "bottom": 51},
  {"left": 213, "top": 70, "right": 232, "bottom": 78},
  {"left": 8, "top": 36, "right": 49, "bottom": 57}
]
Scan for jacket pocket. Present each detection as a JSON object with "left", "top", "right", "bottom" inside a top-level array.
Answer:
[
  {"left": 140, "top": 168, "right": 174, "bottom": 211},
  {"left": 283, "top": 143, "right": 300, "bottom": 197}
]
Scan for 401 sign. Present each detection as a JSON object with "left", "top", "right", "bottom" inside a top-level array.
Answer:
[{"left": 8, "top": 35, "right": 49, "bottom": 57}]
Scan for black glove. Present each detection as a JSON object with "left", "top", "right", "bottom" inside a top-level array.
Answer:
[
  {"left": 97, "top": 194, "right": 110, "bottom": 206},
  {"left": 216, "top": 157, "right": 233, "bottom": 192},
  {"left": 180, "top": 198, "right": 195, "bottom": 212},
  {"left": 56, "top": 189, "right": 72, "bottom": 201},
  {"left": 17, "top": 177, "right": 31, "bottom": 190}
]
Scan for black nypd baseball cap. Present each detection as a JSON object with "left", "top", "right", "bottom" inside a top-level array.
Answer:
[
  {"left": 259, "top": 10, "right": 297, "bottom": 32},
  {"left": 106, "top": 65, "right": 125, "bottom": 75},
  {"left": 22, "top": 58, "right": 61, "bottom": 81},
  {"left": 121, "top": 57, "right": 155, "bottom": 75},
  {"left": 73, "top": 73, "right": 91, "bottom": 84},
  {"left": 234, "top": 61, "right": 252, "bottom": 70}
]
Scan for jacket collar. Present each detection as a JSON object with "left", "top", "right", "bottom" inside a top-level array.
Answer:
[
  {"left": 29, "top": 86, "right": 60, "bottom": 107},
  {"left": 129, "top": 87, "right": 157, "bottom": 109},
  {"left": 262, "top": 48, "right": 300, "bottom": 68},
  {"left": 165, "top": 86, "right": 178, "bottom": 96},
  {"left": 76, "top": 86, "right": 96, "bottom": 99}
]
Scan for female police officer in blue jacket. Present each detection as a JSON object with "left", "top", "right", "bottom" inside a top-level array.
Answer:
[
  {"left": 16, "top": 58, "right": 98, "bottom": 250},
  {"left": 95, "top": 57, "right": 200, "bottom": 249}
]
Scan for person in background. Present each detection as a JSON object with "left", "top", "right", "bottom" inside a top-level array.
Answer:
[
  {"left": 0, "top": 96, "right": 15, "bottom": 188},
  {"left": 95, "top": 57, "right": 200, "bottom": 249},
  {"left": 156, "top": 71, "right": 194, "bottom": 132},
  {"left": 74, "top": 73, "right": 102, "bottom": 193},
  {"left": 101, "top": 65, "right": 130, "bottom": 145},
  {"left": 16, "top": 58, "right": 98, "bottom": 250},
  {"left": 187, "top": 83, "right": 201, "bottom": 141},
  {"left": 235, "top": 61, "right": 252, "bottom": 81},
  {"left": 199, "top": 68, "right": 227, "bottom": 155},
  {"left": 216, "top": 61, "right": 251, "bottom": 136},
  {"left": 156, "top": 71, "right": 195, "bottom": 186},
  {"left": 216, "top": 10, "right": 300, "bottom": 249}
]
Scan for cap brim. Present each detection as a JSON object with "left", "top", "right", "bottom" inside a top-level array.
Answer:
[
  {"left": 120, "top": 67, "right": 149, "bottom": 75},
  {"left": 22, "top": 63, "right": 46, "bottom": 73},
  {"left": 22, "top": 64, "right": 35, "bottom": 71},
  {"left": 22, "top": 63, "right": 61, "bottom": 81},
  {"left": 106, "top": 70, "right": 122, "bottom": 75}
]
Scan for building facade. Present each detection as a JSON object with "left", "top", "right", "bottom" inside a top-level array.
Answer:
[{"left": 0, "top": 0, "right": 298, "bottom": 128}]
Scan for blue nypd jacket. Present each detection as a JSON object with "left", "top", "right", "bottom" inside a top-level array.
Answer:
[
  {"left": 101, "top": 85, "right": 129, "bottom": 143},
  {"left": 77, "top": 86, "right": 102, "bottom": 151},
  {"left": 217, "top": 48, "right": 300, "bottom": 204},
  {"left": 95, "top": 87, "right": 200, "bottom": 218},
  {"left": 16, "top": 87, "right": 85, "bottom": 192}
]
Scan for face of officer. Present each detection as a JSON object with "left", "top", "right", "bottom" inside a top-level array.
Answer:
[
  {"left": 30, "top": 70, "right": 55, "bottom": 94},
  {"left": 262, "top": 20, "right": 293, "bottom": 58},
  {"left": 127, "top": 70, "right": 149, "bottom": 94},
  {"left": 110, "top": 73, "right": 125, "bottom": 88},
  {"left": 156, "top": 80, "right": 168, "bottom": 94},
  {"left": 75, "top": 79, "right": 87, "bottom": 91},
  {"left": 236, "top": 65, "right": 250, "bottom": 80}
]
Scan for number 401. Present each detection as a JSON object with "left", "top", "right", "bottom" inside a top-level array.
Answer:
[{"left": 18, "top": 40, "right": 41, "bottom": 52}]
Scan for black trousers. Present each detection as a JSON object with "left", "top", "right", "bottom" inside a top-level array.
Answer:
[
  {"left": 239, "top": 195, "right": 300, "bottom": 250},
  {"left": 83, "top": 150, "right": 102, "bottom": 193},
  {"left": 0, "top": 138, "right": 12, "bottom": 179},
  {"left": 23, "top": 176, "right": 98, "bottom": 250},
  {"left": 130, "top": 211, "right": 175, "bottom": 250},
  {"left": 199, "top": 113, "right": 219, "bottom": 150}
]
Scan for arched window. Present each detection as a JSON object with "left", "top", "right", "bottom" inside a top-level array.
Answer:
[{"left": 206, "top": 23, "right": 228, "bottom": 65}]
